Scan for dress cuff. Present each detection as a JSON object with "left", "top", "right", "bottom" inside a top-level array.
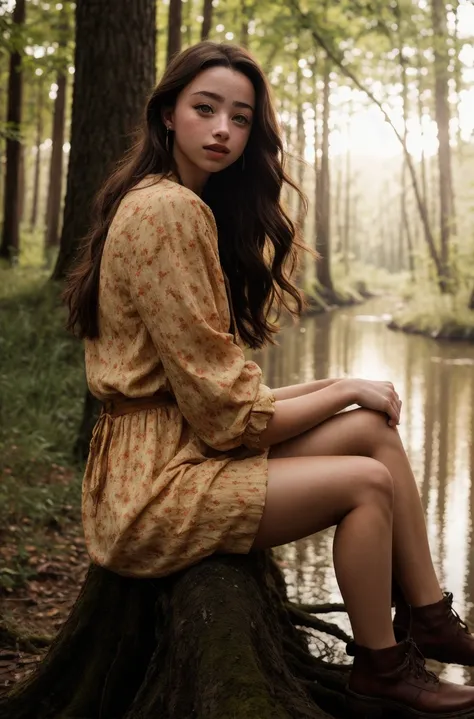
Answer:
[{"left": 242, "top": 383, "right": 276, "bottom": 450}]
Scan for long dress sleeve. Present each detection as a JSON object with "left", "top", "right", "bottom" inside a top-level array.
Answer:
[{"left": 127, "top": 184, "right": 275, "bottom": 452}]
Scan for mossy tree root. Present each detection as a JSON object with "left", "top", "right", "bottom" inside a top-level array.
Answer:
[{"left": 0, "top": 552, "right": 353, "bottom": 719}]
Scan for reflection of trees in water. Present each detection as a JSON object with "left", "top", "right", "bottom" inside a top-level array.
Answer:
[
  {"left": 421, "top": 359, "right": 436, "bottom": 514},
  {"left": 436, "top": 363, "right": 450, "bottom": 582},
  {"left": 404, "top": 338, "right": 414, "bottom": 457},
  {"left": 313, "top": 314, "right": 331, "bottom": 380},
  {"left": 465, "top": 371, "right": 474, "bottom": 631},
  {"left": 455, "top": 367, "right": 474, "bottom": 687}
]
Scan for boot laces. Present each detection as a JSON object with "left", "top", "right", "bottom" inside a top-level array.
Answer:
[
  {"left": 444, "top": 592, "right": 470, "bottom": 634},
  {"left": 397, "top": 639, "right": 439, "bottom": 684}
]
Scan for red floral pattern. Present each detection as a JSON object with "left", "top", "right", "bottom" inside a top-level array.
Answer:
[{"left": 82, "top": 175, "right": 275, "bottom": 578}]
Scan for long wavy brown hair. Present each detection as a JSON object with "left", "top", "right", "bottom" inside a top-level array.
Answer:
[{"left": 64, "top": 41, "right": 309, "bottom": 349}]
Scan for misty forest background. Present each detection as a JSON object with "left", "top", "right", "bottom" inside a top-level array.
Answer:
[{"left": 0, "top": 0, "right": 473, "bottom": 676}]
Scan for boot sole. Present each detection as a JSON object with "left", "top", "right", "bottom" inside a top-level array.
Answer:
[{"left": 346, "top": 689, "right": 474, "bottom": 719}]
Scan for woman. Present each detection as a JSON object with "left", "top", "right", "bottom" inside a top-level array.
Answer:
[{"left": 64, "top": 41, "right": 474, "bottom": 717}]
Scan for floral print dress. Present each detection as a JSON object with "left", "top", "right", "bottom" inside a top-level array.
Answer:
[{"left": 82, "top": 174, "right": 276, "bottom": 578}]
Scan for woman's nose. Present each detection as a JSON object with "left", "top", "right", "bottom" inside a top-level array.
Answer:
[{"left": 212, "top": 119, "right": 230, "bottom": 140}]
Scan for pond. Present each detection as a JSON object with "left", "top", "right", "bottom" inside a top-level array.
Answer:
[{"left": 252, "top": 298, "right": 474, "bottom": 685}]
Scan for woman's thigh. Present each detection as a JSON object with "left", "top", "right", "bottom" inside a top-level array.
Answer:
[
  {"left": 250, "top": 454, "right": 393, "bottom": 551},
  {"left": 269, "top": 407, "right": 397, "bottom": 461}
]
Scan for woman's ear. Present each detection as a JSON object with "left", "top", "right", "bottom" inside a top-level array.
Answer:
[{"left": 162, "top": 107, "right": 174, "bottom": 130}]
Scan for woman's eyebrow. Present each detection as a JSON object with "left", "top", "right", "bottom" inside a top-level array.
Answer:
[{"left": 191, "top": 90, "right": 254, "bottom": 112}]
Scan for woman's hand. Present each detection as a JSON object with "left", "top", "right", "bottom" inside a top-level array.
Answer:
[{"left": 342, "top": 378, "right": 402, "bottom": 427}]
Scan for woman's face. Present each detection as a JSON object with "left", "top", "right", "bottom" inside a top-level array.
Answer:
[{"left": 165, "top": 65, "right": 255, "bottom": 194}]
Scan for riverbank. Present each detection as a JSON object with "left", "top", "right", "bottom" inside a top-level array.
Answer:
[{"left": 387, "top": 294, "right": 474, "bottom": 342}]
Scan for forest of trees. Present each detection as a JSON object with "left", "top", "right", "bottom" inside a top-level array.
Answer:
[
  {"left": 0, "top": 0, "right": 473, "bottom": 310},
  {"left": 0, "top": 2, "right": 473, "bottom": 715}
]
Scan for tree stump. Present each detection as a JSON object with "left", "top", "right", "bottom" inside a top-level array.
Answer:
[{"left": 0, "top": 552, "right": 353, "bottom": 719}]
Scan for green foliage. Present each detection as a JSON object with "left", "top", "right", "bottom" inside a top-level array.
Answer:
[
  {"left": 391, "top": 285, "right": 474, "bottom": 340},
  {"left": 0, "top": 269, "right": 85, "bottom": 578}
]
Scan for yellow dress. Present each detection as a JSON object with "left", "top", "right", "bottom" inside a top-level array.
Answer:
[{"left": 82, "top": 174, "right": 276, "bottom": 578}]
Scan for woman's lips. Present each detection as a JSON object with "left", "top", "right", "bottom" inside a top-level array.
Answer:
[{"left": 203, "top": 147, "right": 229, "bottom": 159}]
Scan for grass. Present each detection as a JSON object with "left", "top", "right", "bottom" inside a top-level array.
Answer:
[{"left": 0, "top": 247, "right": 86, "bottom": 589}]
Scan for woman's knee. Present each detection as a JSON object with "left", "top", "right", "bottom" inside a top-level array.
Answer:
[
  {"left": 353, "top": 457, "right": 395, "bottom": 508},
  {"left": 350, "top": 408, "right": 400, "bottom": 455}
]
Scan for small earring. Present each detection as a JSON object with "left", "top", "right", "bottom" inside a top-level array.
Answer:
[
  {"left": 165, "top": 127, "right": 170, "bottom": 153},
  {"left": 241, "top": 153, "right": 245, "bottom": 171}
]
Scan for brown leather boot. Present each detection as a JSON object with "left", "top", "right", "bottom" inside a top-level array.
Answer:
[
  {"left": 393, "top": 592, "right": 474, "bottom": 666},
  {"left": 347, "top": 639, "right": 474, "bottom": 718}
]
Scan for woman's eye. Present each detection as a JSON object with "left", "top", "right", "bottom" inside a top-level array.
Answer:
[
  {"left": 195, "top": 104, "right": 213, "bottom": 114},
  {"left": 234, "top": 114, "right": 250, "bottom": 125}
]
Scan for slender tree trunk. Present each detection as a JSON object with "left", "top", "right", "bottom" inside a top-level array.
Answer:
[
  {"left": 0, "top": 0, "right": 26, "bottom": 262},
  {"left": 167, "top": 0, "right": 182, "bottom": 65},
  {"left": 295, "top": 61, "right": 306, "bottom": 235},
  {"left": 201, "top": 0, "right": 213, "bottom": 40},
  {"left": 18, "top": 143, "right": 25, "bottom": 225},
  {"left": 416, "top": 48, "right": 429, "bottom": 216},
  {"left": 312, "top": 57, "right": 320, "bottom": 275},
  {"left": 399, "top": 49, "right": 412, "bottom": 276},
  {"left": 184, "top": 0, "right": 192, "bottom": 47},
  {"left": 315, "top": 56, "right": 334, "bottom": 296},
  {"left": 431, "top": 0, "right": 453, "bottom": 292},
  {"left": 30, "top": 77, "right": 44, "bottom": 231},
  {"left": 451, "top": 0, "right": 462, "bottom": 155},
  {"left": 44, "top": 5, "right": 69, "bottom": 254},
  {"left": 334, "top": 157, "right": 342, "bottom": 256},
  {"left": 239, "top": 0, "right": 253, "bottom": 48},
  {"left": 343, "top": 108, "right": 351, "bottom": 275},
  {"left": 44, "top": 72, "right": 67, "bottom": 252}
]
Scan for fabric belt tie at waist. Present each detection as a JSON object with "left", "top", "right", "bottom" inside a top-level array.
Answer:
[{"left": 87, "top": 393, "right": 175, "bottom": 515}]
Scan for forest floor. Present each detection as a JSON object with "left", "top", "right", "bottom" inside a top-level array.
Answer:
[{"left": 0, "top": 504, "right": 88, "bottom": 696}]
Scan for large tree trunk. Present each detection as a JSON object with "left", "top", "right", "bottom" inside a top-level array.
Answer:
[
  {"left": 51, "top": 0, "right": 156, "bottom": 451},
  {"left": 431, "top": 0, "right": 453, "bottom": 292},
  {"left": 0, "top": 552, "right": 352, "bottom": 718},
  {"left": 166, "top": 0, "right": 182, "bottom": 65},
  {"left": 315, "top": 56, "right": 334, "bottom": 298},
  {"left": 0, "top": 0, "right": 26, "bottom": 263},
  {"left": 52, "top": 0, "right": 156, "bottom": 281},
  {"left": 201, "top": 0, "right": 213, "bottom": 41}
]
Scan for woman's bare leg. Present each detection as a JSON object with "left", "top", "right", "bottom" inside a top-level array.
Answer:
[
  {"left": 270, "top": 408, "right": 443, "bottom": 607},
  {"left": 251, "top": 455, "right": 396, "bottom": 649}
]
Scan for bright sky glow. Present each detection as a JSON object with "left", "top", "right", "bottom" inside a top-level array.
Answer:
[{"left": 310, "top": 1, "right": 474, "bottom": 161}]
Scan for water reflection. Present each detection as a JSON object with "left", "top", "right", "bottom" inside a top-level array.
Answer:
[{"left": 252, "top": 299, "right": 474, "bottom": 684}]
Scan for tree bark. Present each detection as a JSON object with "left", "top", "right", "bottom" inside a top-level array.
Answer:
[
  {"left": 0, "top": 553, "right": 352, "bottom": 718},
  {"left": 240, "top": 0, "right": 252, "bottom": 48},
  {"left": 0, "top": 0, "right": 26, "bottom": 262},
  {"left": 431, "top": 0, "right": 453, "bottom": 292},
  {"left": 52, "top": 0, "right": 156, "bottom": 281},
  {"left": 315, "top": 56, "right": 334, "bottom": 297},
  {"left": 201, "top": 0, "right": 213, "bottom": 41},
  {"left": 44, "top": 4, "right": 69, "bottom": 255},
  {"left": 343, "top": 108, "right": 351, "bottom": 276},
  {"left": 44, "top": 73, "right": 67, "bottom": 254},
  {"left": 30, "top": 76, "right": 44, "bottom": 232},
  {"left": 167, "top": 0, "right": 182, "bottom": 65},
  {"left": 295, "top": 60, "right": 306, "bottom": 234}
]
